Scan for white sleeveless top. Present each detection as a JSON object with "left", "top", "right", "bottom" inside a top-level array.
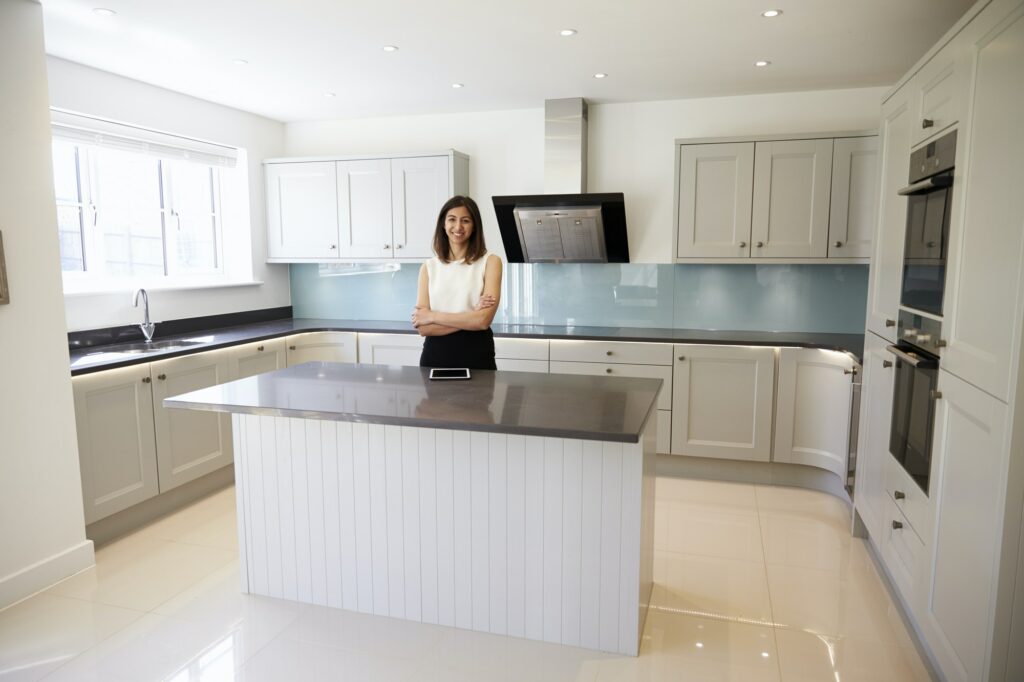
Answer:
[{"left": 425, "top": 252, "right": 492, "bottom": 313}]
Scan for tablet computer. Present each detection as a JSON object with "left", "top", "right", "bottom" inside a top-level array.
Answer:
[{"left": 429, "top": 368, "right": 471, "bottom": 380}]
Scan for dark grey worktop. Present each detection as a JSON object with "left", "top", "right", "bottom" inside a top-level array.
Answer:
[
  {"left": 164, "top": 362, "right": 662, "bottom": 443},
  {"left": 69, "top": 316, "right": 864, "bottom": 376}
]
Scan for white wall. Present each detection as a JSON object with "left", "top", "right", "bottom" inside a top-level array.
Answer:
[
  {"left": 286, "top": 87, "right": 888, "bottom": 263},
  {"left": 0, "top": 0, "right": 94, "bottom": 608},
  {"left": 46, "top": 58, "right": 290, "bottom": 331}
]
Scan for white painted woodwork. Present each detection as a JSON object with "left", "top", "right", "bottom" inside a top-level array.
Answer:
[
  {"left": 882, "top": 496, "right": 926, "bottom": 608},
  {"left": 549, "top": 339, "right": 673, "bottom": 366},
  {"left": 228, "top": 338, "right": 287, "bottom": 380},
  {"left": 751, "top": 139, "right": 833, "bottom": 258},
  {"left": 853, "top": 331, "right": 897, "bottom": 543},
  {"left": 550, "top": 361, "right": 672, "bottom": 411},
  {"left": 941, "top": 9, "right": 1024, "bottom": 404},
  {"left": 72, "top": 364, "right": 159, "bottom": 524},
  {"left": 670, "top": 345, "right": 775, "bottom": 461},
  {"left": 265, "top": 162, "right": 339, "bottom": 260},
  {"left": 495, "top": 358, "right": 548, "bottom": 373},
  {"left": 922, "top": 369, "right": 1009, "bottom": 682},
  {"left": 883, "top": 445, "right": 931, "bottom": 544},
  {"left": 357, "top": 332, "right": 425, "bottom": 367},
  {"left": 912, "top": 53, "right": 959, "bottom": 147},
  {"left": 494, "top": 337, "right": 549, "bottom": 361},
  {"left": 284, "top": 331, "right": 358, "bottom": 366},
  {"left": 150, "top": 351, "right": 233, "bottom": 492},
  {"left": 232, "top": 414, "right": 655, "bottom": 656},
  {"left": 336, "top": 158, "right": 393, "bottom": 259},
  {"left": 391, "top": 156, "right": 450, "bottom": 259},
  {"left": 866, "top": 90, "right": 913, "bottom": 342},
  {"left": 828, "top": 137, "right": 879, "bottom": 258},
  {"left": 656, "top": 409, "right": 670, "bottom": 454},
  {"left": 676, "top": 142, "right": 754, "bottom": 258},
  {"left": 773, "top": 348, "right": 854, "bottom": 477}
]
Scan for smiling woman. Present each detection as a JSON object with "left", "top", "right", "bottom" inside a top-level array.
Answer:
[{"left": 412, "top": 195, "right": 503, "bottom": 370}]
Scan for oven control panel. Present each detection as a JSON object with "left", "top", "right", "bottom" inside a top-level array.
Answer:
[{"left": 897, "top": 309, "right": 945, "bottom": 356}]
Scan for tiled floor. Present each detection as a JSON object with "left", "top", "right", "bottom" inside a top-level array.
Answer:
[{"left": 0, "top": 478, "right": 932, "bottom": 681}]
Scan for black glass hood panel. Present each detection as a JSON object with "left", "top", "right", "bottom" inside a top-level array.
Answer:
[{"left": 492, "top": 193, "right": 629, "bottom": 263}]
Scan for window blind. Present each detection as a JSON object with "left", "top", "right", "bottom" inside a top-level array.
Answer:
[{"left": 50, "top": 109, "right": 239, "bottom": 168}]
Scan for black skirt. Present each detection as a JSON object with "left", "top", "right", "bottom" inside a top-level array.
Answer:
[{"left": 420, "top": 328, "right": 497, "bottom": 370}]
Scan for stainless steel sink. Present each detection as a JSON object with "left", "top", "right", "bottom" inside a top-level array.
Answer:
[{"left": 103, "top": 339, "right": 209, "bottom": 353}]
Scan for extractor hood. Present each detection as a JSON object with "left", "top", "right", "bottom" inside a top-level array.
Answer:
[{"left": 492, "top": 98, "right": 629, "bottom": 263}]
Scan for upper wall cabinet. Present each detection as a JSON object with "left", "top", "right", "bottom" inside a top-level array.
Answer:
[
  {"left": 265, "top": 150, "right": 469, "bottom": 263},
  {"left": 675, "top": 133, "right": 877, "bottom": 263}
]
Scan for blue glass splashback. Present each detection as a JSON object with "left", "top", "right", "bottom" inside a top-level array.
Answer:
[{"left": 290, "top": 262, "right": 868, "bottom": 333}]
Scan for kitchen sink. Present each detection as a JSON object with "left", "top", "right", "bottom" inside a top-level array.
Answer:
[{"left": 71, "top": 338, "right": 213, "bottom": 367}]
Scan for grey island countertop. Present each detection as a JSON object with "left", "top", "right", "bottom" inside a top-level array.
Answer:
[
  {"left": 164, "top": 362, "right": 662, "bottom": 443},
  {"left": 69, "top": 315, "right": 865, "bottom": 375}
]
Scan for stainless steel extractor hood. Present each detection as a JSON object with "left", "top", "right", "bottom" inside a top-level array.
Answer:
[{"left": 492, "top": 98, "right": 629, "bottom": 263}]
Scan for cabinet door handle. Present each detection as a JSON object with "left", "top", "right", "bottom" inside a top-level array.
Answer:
[
  {"left": 606, "top": 350, "right": 613, "bottom": 356},
  {"left": 289, "top": 345, "right": 297, "bottom": 351},
  {"left": 739, "top": 241, "right": 747, "bottom": 248},
  {"left": 894, "top": 490, "right": 905, "bottom": 500},
  {"left": 892, "top": 520, "right": 903, "bottom": 530},
  {"left": 157, "top": 374, "right": 167, "bottom": 381},
  {"left": 677, "top": 355, "right": 686, "bottom": 361},
  {"left": 756, "top": 241, "right": 764, "bottom": 248},
  {"left": 329, "top": 244, "right": 337, "bottom": 250},
  {"left": 834, "top": 241, "right": 843, "bottom": 248},
  {"left": 142, "top": 376, "right": 151, "bottom": 384},
  {"left": 395, "top": 244, "right": 403, "bottom": 250},
  {"left": 383, "top": 244, "right": 391, "bottom": 250},
  {"left": 257, "top": 345, "right": 265, "bottom": 352},
  {"left": 885, "top": 318, "right": 896, "bottom": 327},
  {"left": 882, "top": 359, "right": 893, "bottom": 368},
  {"left": 605, "top": 368, "right": 613, "bottom": 374},
  {"left": 843, "top": 368, "right": 856, "bottom": 376},
  {"left": 931, "top": 390, "right": 943, "bottom": 400},
  {"left": 922, "top": 118, "right": 934, "bottom": 129}
]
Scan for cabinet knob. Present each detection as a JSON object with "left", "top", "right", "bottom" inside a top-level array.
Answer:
[
  {"left": 739, "top": 241, "right": 747, "bottom": 248},
  {"left": 606, "top": 350, "right": 613, "bottom": 356},
  {"left": 885, "top": 318, "right": 896, "bottom": 327},
  {"left": 396, "top": 244, "right": 403, "bottom": 250},
  {"left": 329, "top": 244, "right": 337, "bottom": 250},
  {"left": 843, "top": 368, "right": 857, "bottom": 375},
  {"left": 834, "top": 241, "right": 843, "bottom": 248},
  {"left": 892, "top": 520, "right": 904, "bottom": 530},
  {"left": 157, "top": 374, "right": 166, "bottom": 381},
  {"left": 289, "top": 345, "right": 297, "bottom": 350},
  {"left": 677, "top": 355, "right": 686, "bottom": 361},
  {"left": 383, "top": 244, "right": 391, "bottom": 250},
  {"left": 605, "top": 368, "right": 613, "bottom": 374},
  {"left": 922, "top": 118, "right": 935, "bottom": 129},
  {"left": 926, "top": 241, "right": 936, "bottom": 248},
  {"left": 257, "top": 345, "right": 265, "bottom": 352},
  {"left": 142, "top": 376, "right": 151, "bottom": 384},
  {"left": 936, "top": 339, "right": 947, "bottom": 348},
  {"left": 756, "top": 241, "right": 764, "bottom": 248},
  {"left": 882, "top": 359, "right": 893, "bottom": 368},
  {"left": 894, "top": 490, "right": 906, "bottom": 500},
  {"left": 930, "top": 390, "right": 943, "bottom": 400}
]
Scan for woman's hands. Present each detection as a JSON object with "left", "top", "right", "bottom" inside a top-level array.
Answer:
[
  {"left": 474, "top": 294, "right": 497, "bottom": 311},
  {"left": 411, "top": 306, "right": 434, "bottom": 328}
]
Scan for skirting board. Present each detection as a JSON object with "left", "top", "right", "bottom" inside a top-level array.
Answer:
[{"left": 0, "top": 539, "right": 95, "bottom": 611}]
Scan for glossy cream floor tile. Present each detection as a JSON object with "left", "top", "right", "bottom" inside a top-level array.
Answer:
[
  {"left": 656, "top": 478, "right": 759, "bottom": 509},
  {"left": 236, "top": 635, "right": 420, "bottom": 682},
  {"left": 759, "top": 510, "right": 855, "bottom": 572},
  {"left": 655, "top": 502, "right": 763, "bottom": 561},
  {"left": 0, "top": 594, "right": 145, "bottom": 682},
  {"left": 773, "top": 628, "right": 932, "bottom": 682},
  {"left": 134, "top": 487, "right": 238, "bottom": 550},
  {"left": 651, "top": 551, "right": 774, "bottom": 623},
  {"left": 755, "top": 485, "right": 852, "bottom": 527}
]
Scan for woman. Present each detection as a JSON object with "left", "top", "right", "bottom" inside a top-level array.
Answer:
[{"left": 412, "top": 195, "right": 502, "bottom": 370}]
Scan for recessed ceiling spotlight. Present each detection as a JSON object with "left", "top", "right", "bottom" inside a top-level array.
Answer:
[
  {"left": 754, "top": 60, "right": 771, "bottom": 67},
  {"left": 762, "top": 9, "right": 782, "bottom": 17},
  {"left": 232, "top": 58, "right": 248, "bottom": 66},
  {"left": 382, "top": 45, "right": 399, "bottom": 52},
  {"left": 92, "top": 7, "right": 117, "bottom": 16},
  {"left": 560, "top": 29, "right": 577, "bottom": 36},
  {"left": 451, "top": 83, "right": 464, "bottom": 89},
  {"left": 324, "top": 92, "right": 336, "bottom": 98},
  {"left": 593, "top": 72, "right": 608, "bottom": 79}
]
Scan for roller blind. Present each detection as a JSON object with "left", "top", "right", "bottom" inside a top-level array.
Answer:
[{"left": 50, "top": 108, "right": 238, "bottom": 168}]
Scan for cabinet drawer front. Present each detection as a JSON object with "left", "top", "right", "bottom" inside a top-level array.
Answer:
[
  {"left": 357, "top": 333, "right": 424, "bottom": 367},
  {"left": 550, "top": 361, "right": 671, "bottom": 411},
  {"left": 494, "top": 337, "right": 549, "bottom": 360},
  {"left": 914, "top": 58, "right": 958, "bottom": 146},
  {"left": 495, "top": 358, "right": 548, "bottom": 373},
  {"left": 286, "top": 332, "right": 358, "bottom": 366},
  {"left": 549, "top": 340, "right": 673, "bottom": 365},
  {"left": 882, "top": 497, "right": 925, "bottom": 604},
  {"left": 884, "top": 451, "right": 931, "bottom": 541}
]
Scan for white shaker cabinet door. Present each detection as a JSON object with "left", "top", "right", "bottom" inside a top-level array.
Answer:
[
  {"left": 391, "top": 156, "right": 450, "bottom": 259},
  {"left": 265, "top": 161, "right": 339, "bottom": 260},
  {"left": 670, "top": 345, "right": 775, "bottom": 461},
  {"left": 73, "top": 364, "right": 159, "bottom": 524},
  {"left": 773, "top": 347, "right": 855, "bottom": 477},
  {"left": 284, "top": 332, "right": 358, "bottom": 366},
  {"left": 828, "top": 137, "right": 879, "bottom": 259},
  {"left": 357, "top": 332, "right": 425, "bottom": 367},
  {"left": 866, "top": 91, "right": 913, "bottom": 342},
  {"left": 151, "top": 350, "right": 233, "bottom": 493},
  {"left": 337, "top": 158, "right": 394, "bottom": 259},
  {"left": 676, "top": 142, "right": 754, "bottom": 258},
  {"left": 853, "top": 332, "right": 897, "bottom": 543},
  {"left": 229, "top": 338, "right": 287, "bottom": 380},
  {"left": 941, "top": 9, "right": 1024, "bottom": 403},
  {"left": 751, "top": 139, "right": 833, "bottom": 258}
]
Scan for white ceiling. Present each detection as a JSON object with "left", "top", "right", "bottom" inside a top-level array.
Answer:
[{"left": 40, "top": 0, "right": 977, "bottom": 123}]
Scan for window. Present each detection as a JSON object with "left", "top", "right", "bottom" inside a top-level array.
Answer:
[{"left": 50, "top": 110, "right": 246, "bottom": 291}]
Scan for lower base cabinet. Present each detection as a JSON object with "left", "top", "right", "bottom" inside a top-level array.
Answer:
[
  {"left": 357, "top": 332, "right": 424, "bottom": 366},
  {"left": 285, "top": 331, "right": 357, "bottom": 366},
  {"left": 853, "top": 331, "right": 896, "bottom": 543},
  {"left": 670, "top": 345, "right": 775, "bottom": 461}
]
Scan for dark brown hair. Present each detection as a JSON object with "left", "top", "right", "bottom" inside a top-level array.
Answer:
[{"left": 432, "top": 195, "right": 487, "bottom": 264}]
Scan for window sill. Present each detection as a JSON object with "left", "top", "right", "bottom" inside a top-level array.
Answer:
[{"left": 63, "top": 279, "right": 265, "bottom": 297}]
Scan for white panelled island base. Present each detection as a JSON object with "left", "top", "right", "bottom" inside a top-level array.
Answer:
[{"left": 167, "top": 362, "right": 659, "bottom": 656}]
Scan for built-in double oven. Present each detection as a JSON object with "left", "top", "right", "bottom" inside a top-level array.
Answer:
[{"left": 887, "top": 130, "right": 956, "bottom": 496}]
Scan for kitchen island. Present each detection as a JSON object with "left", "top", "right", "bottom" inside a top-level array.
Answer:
[{"left": 165, "top": 362, "right": 659, "bottom": 656}]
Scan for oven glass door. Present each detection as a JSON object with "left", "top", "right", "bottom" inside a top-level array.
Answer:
[
  {"left": 900, "top": 171, "right": 952, "bottom": 316},
  {"left": 888, "top": 345, "right": 938, "bottom": 495}
]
